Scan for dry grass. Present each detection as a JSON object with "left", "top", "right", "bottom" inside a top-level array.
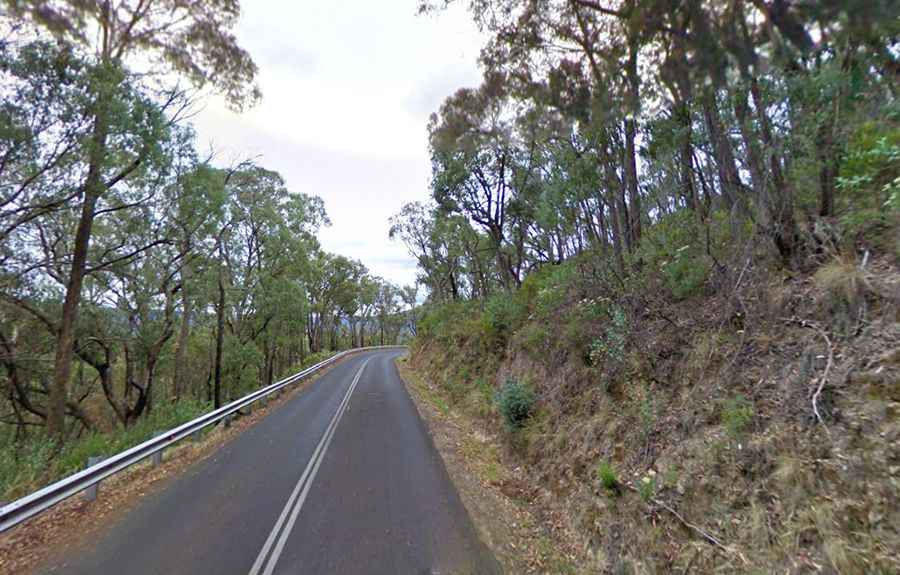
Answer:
[
  {"left": 396, "top": 356, "right": 587, "bottom": 574},
  {"left": 411, "top": 250, "right": 900, "bottom": 574}
]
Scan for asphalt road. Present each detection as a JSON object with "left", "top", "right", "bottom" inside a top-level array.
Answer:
[{"left": 40, "top": 350, "right": 500, "bottom": 575}]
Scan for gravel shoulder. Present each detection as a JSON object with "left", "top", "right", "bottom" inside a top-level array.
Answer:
[{"left": 396, "top": 355, "right": 586, "bottom": 574}]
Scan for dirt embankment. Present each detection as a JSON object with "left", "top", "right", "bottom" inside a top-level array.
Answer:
[
  {"left": 397, "top": 357, "right": 589, "bottom": 574},
  {"left": 407, "top": 255, "right": 900, "bottom": 574}
]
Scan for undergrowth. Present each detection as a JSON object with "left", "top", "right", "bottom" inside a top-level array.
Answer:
[
  {"left": 0, "top": 398, "right": 209, "bottom": 501},
  {"left": 409, "top": 200, "right": 900, "bottom": 573}
]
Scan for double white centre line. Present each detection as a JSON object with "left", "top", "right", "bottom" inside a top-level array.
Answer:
[{"left": 248, "top": 357, "right": 372, "bottom": 575}]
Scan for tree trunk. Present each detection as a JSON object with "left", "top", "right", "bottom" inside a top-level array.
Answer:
[
  {"left": 817, "top": 121, "right": 838, "bottom": 217},
  {"left": 48, "top": 108, "right": 110, "bottom": 440},
  {"left": 702, "top": 90, "right": 743, "bottom": 210},
  {"left": 624, "top": 36, "right": 642, "bottom": 248},
  {"left": 677, "top": 100, "right": 700, "bottom": 215},
  {"left": 817, "top": 43, "right": 854, "bottom": 218},
  {"left": 749, "top": 78, "right": 799, "bottom": 263},
  {"left": 172, "top": 252, "right": 192, "bottom": 400},
  {"left": 733, "top": 87, "right": 768, "bottom": 203},
  {"left": 213, "top": 263, "right": 226, "bottom": 408}
]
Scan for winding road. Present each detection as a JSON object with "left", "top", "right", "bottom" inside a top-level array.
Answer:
[{"left": 40, "top": 349, "right": 500, "bottom": 575}]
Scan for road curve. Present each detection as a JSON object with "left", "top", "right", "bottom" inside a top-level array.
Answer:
[{"left": 39, "top": 350, "right": 500, "bottom": 575}]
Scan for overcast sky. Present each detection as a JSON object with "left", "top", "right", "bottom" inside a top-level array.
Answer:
[{"left": 191, "top": 1, "right": 485, "bottom": 287}]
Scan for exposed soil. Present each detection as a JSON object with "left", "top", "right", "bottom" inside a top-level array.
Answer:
[
  {"left": 408, "top": 252, "right": 900, "bottom": 574},
  {"left": 396, "top": 356, "right": 589, "bottom": 574}
]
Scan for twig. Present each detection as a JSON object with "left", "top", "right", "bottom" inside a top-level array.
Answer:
[
  {"left": 625, "top": 484, "right": 747, "bottom": 563},
  {"left": 780, "top": 317, "right": 835, "bottom": 429},
  {"left": 733, "top": 255, "right": 752, "bottom": 293},
  {"left": 810, "top": 327, "right": 834, "bottom": 429}
]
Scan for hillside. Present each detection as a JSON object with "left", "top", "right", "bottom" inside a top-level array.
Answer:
[
  {"left": 407, "top": 237, "right": 898, "bottom": 572},
  {"left": 396, "top": 3, "right": 899, "bottom": 571}
]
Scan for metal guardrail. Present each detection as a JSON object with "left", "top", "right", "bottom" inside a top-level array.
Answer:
[{"left": 0, "top": 346, "right": 406, "bottom": 533}]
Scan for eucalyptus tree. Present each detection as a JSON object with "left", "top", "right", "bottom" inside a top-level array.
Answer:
[
  {"left": 400, "top": 284, "right": 420, "bottom": 337},
  {"left": 2, "top": 0, "right": 259, "bottom": 438},
  {"left": 390, "top": 201, "right": 487, "bottom": 301},
  {"left": 212, "top": 166, "right": 325, "bottom": 405},
  {"left": 0, "top": 41, "right": 187, "bottom": 432},
  {"left": 373, "top": 280, "right": 400, "bottom": 346},
  {"left": 305, "top": 252, "right": 360, "bottom": 354},
  {"left": 167, "top": 161, "right": 227, "bottom": 400},
  {"left": 428, "top": 75, "right": 538, "bottom": 289},
  {"left": 423, "top": 0, "right": 899, "bottom": 271}
]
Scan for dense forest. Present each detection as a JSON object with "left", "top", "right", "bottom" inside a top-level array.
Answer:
[
  {"left": 400, "top": 1, "right": 900, "bottom": 572},
  {"left": 0, "top": 2, "right": 414, "bottom": 496}
]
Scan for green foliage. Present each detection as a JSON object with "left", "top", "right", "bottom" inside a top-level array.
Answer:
[
  {"left": 480, "top": 293, "right": 525, "bottom": 349},
  {"left": 299, "top": 351, "right": 338, "bottom": 370},
  {"left": 596, "top": 461, "right": 619, "bottom": 493},
  {"left": 519, "top": 322, "right": 551, "bottom": 355},
  {"left": 0, "top": 399, "right": 209, "bottom": 500},
  {"left": 418, "top": 300, "right": 482, "bottom": 345},
  {"left": 474, "top": 376, "right": 494, "bottom": 411},
  {"left": 638, "top": 473, "right": 658, "bottom": 502},
  {"left": 722, "top": 395, "right": 754, "bottom": 439},
  {"left": 664, "top": 251, "right": 709, "bottom": 300},
  {"left": 495, "top": 378, "right": 536, "bottom": 430},
  {"left": 837, "top": 124, "right": 900, "bottom": 237},
  {"left": 638, "top": 211, "right": 717, "bottom": 300},
  {"left": 589, "top": 305, "right": 628, "bottom": 368},
  {"left": 530, "top": 263, "right": 577, "bottom": 317}
]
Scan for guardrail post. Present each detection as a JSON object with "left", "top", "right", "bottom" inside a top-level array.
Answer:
[
  {"left": 151, "top": 432, "right": 163, "bottom": 466},
  {"left": 0, "top": 347, "right": 408, "bottom": 533},
  {"left": 82, "top": 456, "right": 103, "bottom": 501}
]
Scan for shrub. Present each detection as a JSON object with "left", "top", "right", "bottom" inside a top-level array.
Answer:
[
  {"left": 722, "top": 394, "right": 754, "bottom": 439},
  {"left": 815, "top": 256, "right": 869, "bottom": 310},
  {"left": 596, "top": 460, "right": 619, "bottom": 493},
  {"left": 836, "top": 125, "right": 900, "bottom": 244},
  {"left": 474, "top": 377, "right": 494, "bottom": 411},
  {"left": 532, "top": 263, "right": 577, "bottom": 317},
  {"left": 663, "top": 251, "right": 709, "bottom": 299},
  {"left": 635, "top": 209, "right": 736, "bottom": 300},
  {"left": 589, "top": 305, "right": 628, "bottom": 367},
  {"left": 480, "top": 294, "right": 525, "bottom": 349},
  {"left": 638, "top": 473, "right": 657, "bottom": 502},
  {"left": 838, "top": 127, "right": 900, "bottom": 210},
  {"left": 297, "top": 350, "right": 338, "bottom": 370},
  {"left": 495, "top": 378, "right": 536, "bottom": 430},
  {"left": 0, "top": 397, "right": 210, "bottom": 499},
  {"left": 417, "top": 300, "right": 480, "bottom": 345}
]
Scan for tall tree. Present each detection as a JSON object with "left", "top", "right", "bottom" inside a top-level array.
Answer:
[{"left": 2, "top": 0, "right": 259, "bottom": 438}]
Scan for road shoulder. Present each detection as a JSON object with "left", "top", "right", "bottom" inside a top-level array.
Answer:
[{"left": 396, "top": 355, "right": 584, "bottom": 574}]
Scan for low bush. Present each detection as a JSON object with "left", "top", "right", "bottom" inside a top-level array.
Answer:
[
  {"left": 495, "top": 378, "right": 536, "bottom": 430},
  {"left": 638, "top": 473, "right": 657, "bottom": 502},
  {"left": 596, "top": 460, "right": 619, "bottom": 493},
  {"left": 722, "top": 394, "right": 754, "bottom": 439},
  {"left": 298, "top": 350, "right": 339, "bottom": 370},
  {"left": 480, "top": 293, "right": 525, "bottom": 350},
  {"left": 0, "top": 397, "right": 210, "bottom": 500},
  {"left": 589, "top": 305, "right": 629, "bottom": 368}
]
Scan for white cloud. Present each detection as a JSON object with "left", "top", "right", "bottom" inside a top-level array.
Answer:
[{"left": 191, "top": 1, "right": 485, "bottom": 286}]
